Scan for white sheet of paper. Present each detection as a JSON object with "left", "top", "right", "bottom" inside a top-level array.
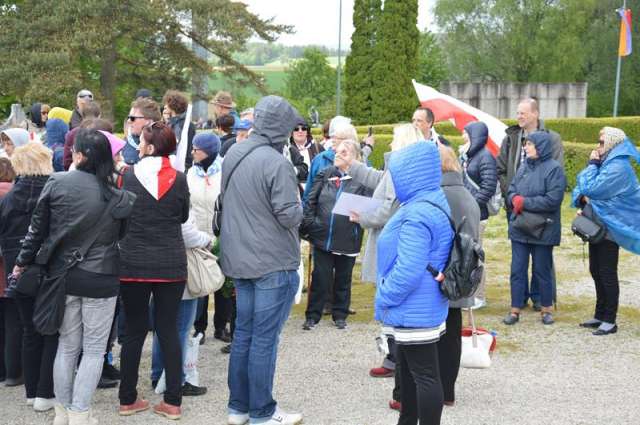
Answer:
[{"left": 332, "top": 192, "right": 383, "bottom": 217}]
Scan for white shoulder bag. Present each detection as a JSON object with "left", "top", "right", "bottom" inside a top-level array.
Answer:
[{"left": 186, "top": 247, "right": 225, "bottom": 297}]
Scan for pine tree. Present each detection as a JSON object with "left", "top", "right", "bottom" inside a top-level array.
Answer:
[
  {"left": 344, "top": 0, "right": 381, "bottom": 124},
  {"left": 370, "top": 0, "right": 419, "bottom": 124}
]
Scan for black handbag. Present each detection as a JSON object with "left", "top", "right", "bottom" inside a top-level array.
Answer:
[
  {"left": 213, "top": 144, "right": 268, "bottom": 237},
  {"left": 511, "top": 211, "right": 552, "bottom": 240},
  {"left": 571, "top": 215, "right": 605, "bottom": 244},
  {"left": 13, "top": 264, "right": 45, "bottom": 297},
  {"left": 32, "top": 195, "right": 119, "bottom": 335}
]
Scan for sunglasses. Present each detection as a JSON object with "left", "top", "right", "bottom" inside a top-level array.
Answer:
[
  {"left": 294, "top": 126, "right": 308, "bottom": 132},
  {"left": 78, "top": 95, "right": 93, "bottom": 99},
  {"left": 41, "top": 111, "right": 49, "bottom": 115},
  {"left": 128, "top": 115, "right": 146, "bottom": 122}
]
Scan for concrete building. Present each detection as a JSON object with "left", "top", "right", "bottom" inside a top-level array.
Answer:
[{"left": 440, "top": 82, "right": 588, "bottom": 119}]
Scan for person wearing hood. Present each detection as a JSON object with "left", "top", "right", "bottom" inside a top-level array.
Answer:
[
  {"left": 460, "top": 121, "right": 497, "bottom": 308},
  {"left": 375, "top": 141, "right": 454, "bottom": 425},
  {"left": 27, "top": 103, "right": 50, "bottom": 141},
  {"left": 13, "top": 129, "right": 135, "bottom": 424},
  {"left": 1, "top": 143, "right": 55, "bottom": 410},
  {"left": 44, "top": 118, "right": 69, "bottom": 172},
  {"left": 497, "top": 98, "right": 564, "bottom": 309},
  {"left": 1, "top": 128, "right": 30, "bottom": 158},
  {"left": 47, "top": 107, "right": 73, "bottom": 126},
  {"left": 117, "top": 121, "right": 189, "bottom": 420},
  {"left": 572, "top": 127, "right": 640, "bottom": 336},
  {"left": 163, "top": 90, "right": 195, "bottom": 170},
  {"left": 188, "top": 134, "right": 231, "bottom": 347},
  {"left": 220, "top": 96, "right": 303, "bottom": 425},
  {"left": 504, "top": 131, "right": 566, "bottom": 326}
]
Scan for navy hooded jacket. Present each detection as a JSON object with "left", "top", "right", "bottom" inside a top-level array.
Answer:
[
  {"left": 461, "top": 121, "right": 497, "bottom": 220},
  {"left": 507, "top": 131, "right": 567, "bottom": 246}
]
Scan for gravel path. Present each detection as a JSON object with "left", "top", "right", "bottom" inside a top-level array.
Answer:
[{"left": 1, "top": 291, "right": 639, "bottom": 425}]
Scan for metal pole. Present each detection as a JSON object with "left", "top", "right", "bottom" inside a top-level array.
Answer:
[
  {"left": 613, "top": 0, "right": 626, "bottom": 117},
  {"left": 336, "top": 0, "right": 343, "bottom": 115}
]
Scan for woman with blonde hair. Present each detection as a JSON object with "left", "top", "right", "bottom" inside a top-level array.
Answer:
[
  {"left": 1, "top": 143, "right": 56, "bottom": 410},
  {"left": 345, "top": 123, "right": 422, "bottom": 392}
]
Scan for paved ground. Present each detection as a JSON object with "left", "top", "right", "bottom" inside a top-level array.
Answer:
[{"left": 2, "top": 278, "right": 640, "bottom": 425}]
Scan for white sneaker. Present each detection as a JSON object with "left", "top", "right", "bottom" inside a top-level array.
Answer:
[
  {"left": 263, "top": 408, "right": 303, "bottom": 425},
  {"left": 26, "top": 398, "right": 35, "bottom": 406},
  {"left": 33, "top": 397, "right": 56, "bottom": 412},
  {"left": 228, "top": 412, "right": 249, "bottom": 425}
]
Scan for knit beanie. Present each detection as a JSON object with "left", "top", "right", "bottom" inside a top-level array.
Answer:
[
  {"left": 601, "top": 126, "right": 626, "bottom": 153},
  {"left": 192, "top": 133, "right": 220, "bottom": 158}
]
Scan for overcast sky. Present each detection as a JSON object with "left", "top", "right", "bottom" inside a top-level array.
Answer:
[{"left": 239, "top": 0, "right": 436, "bottom": 48}]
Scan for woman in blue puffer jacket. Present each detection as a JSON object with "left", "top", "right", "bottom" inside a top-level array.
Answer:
[
  {"left": 505, "top": 131, "right": 566, "bottom": 326},
  {"left": 375, "top": 141, "right": 454, "bottom": 425}
]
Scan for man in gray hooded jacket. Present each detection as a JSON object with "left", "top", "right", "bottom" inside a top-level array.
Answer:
[{"left": 220, "top": 96, "right": 303, "bottom": 425}]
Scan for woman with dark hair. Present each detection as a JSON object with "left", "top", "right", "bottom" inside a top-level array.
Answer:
[
  {"left": 1, "top": 144, "right": 53, "bottom": 411},
  {"left": 290, "top": 121, "right": 323, "bottom": 169},
  {"left": 163, "top": 90, "right": 195, "bottom": 169},
  {"left": 118, "top": 121, "right": 189, "bottom": 420},
  {"left": 13, "top": 129, "right": 135, "bottom": 424}
]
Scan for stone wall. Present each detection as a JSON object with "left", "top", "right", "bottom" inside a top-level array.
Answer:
[{"left": 439, "top": 82, "right": 588, "bottom": 119}]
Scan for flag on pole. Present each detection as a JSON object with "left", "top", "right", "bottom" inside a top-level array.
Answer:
[
  {"left": 618, "top": 8, "right": 632, "bottom": 57},
  {"left": 412, "top": 80, "right": 506, "bottom": 157}
]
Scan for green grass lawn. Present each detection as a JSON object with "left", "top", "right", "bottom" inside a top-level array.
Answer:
[
  {"left": 208, "top": 67, "right": 288, "bottom": 99},
  {"left": 291, "top": 194, "right": 640, "bottom": 346}
]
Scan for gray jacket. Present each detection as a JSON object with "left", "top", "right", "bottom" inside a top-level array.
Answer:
[
  {"left": 496, "top": 119, "right": 564, "bottom": 208},
  {"left": 349, "top": 153, "right": 400, "bottom": 283},
  {"left": 219, "top": 96, "right": 303, "bottom": 279},
  {"left": 441, "top": 171, "right": 481, "bottom": 308}
]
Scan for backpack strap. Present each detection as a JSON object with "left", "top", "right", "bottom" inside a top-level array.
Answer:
[{"left": 416, "top": 199, "right": 460, "bottom": 278}]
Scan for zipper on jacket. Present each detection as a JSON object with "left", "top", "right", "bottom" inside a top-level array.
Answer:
[{"left": 325, "top": 183, "right": 344, "bottom": 252}]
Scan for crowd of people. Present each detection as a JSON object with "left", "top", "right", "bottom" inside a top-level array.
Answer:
[{"left": 0, "top": 87, "right": 639, "bottom": 425}]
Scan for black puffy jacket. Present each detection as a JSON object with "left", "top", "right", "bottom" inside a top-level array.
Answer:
[
  {"left": 15, "top": 170, "right": 136, "bottom": 274},
  {"left": 461, "top": 122, "right": 498, "bottom": 220},
  {"left": 300, "top": 166, "right": 372, "bottom": 255}
]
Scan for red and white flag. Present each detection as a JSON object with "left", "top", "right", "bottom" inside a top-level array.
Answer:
[{"left": 412, "top": 80, "right": 506, "bottom": 156}]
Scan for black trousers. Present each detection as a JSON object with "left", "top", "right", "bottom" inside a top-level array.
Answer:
[
  {"left": 397, "top": 342, "right": 443, "bottom": 425},
  {"left": 0, "top": 297, "right": 23, "bottom": 381},
  {"left": 193, "top": 295, "right": 208, "bottom": 334},
  {"left": 194, "top": 290, "right": 233, "bottom": 335},
  {"left": 119, "top": 282, "right": 184, "bottom": 407},
  {"left": 392, "top": 309, "right": 462, "bottom": 404},
  {"left": 16, "top": 296, "right": 57, "bottom": 398},
  {"left": 305, "top": 247, "right": 355, "bottom": 322},
  {"left": 437, "top": 308, "right": 462, "bottom": 403},
  {"left": 589, "top": 239, "right": 620, "bottom": 324}
]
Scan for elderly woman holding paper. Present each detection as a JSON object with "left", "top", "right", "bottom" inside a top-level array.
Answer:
[{"left": 299, "top": 139, "right": 372, "bottom": 330}]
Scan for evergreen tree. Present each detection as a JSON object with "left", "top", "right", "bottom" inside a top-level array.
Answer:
[
  {"left": 284, "top": 47, "right": 336, "bottom": 115},
  {"left": 370, "top": 0, "right": 419, "bottom": 124},
  {"left": 344, "top": 0, "right": 381, "bottom": 124}
]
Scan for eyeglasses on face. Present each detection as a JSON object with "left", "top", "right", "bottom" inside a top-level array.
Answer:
[
  {"left": 128, "top": 115, "right": 146, "bottom": 122},
  {"left": 78, "top": 95, "right": 93, "bottom": 100}
]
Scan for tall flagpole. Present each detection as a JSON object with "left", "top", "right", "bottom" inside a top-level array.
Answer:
[
  {"left": 336, "top": 0, "right": 343, "bottom": 115},
  {"left": 613, "top": 0, "right": 627, "bottom": 117}
]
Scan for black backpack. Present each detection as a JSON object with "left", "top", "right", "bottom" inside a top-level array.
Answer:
[{"left": 421, "top": 200, "right": 485, "bottom": 301}]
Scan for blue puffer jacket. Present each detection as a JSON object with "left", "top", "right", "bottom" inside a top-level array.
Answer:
[
  {"left": 374, "top": 142, "right": 454, "bottom": 329},
  {"left": 507, "top": 131, "right": 566, "bottom": 246},
  {"left": 461, "top": 121, "right": 497, "bottom": 220},
  {"left": 572, "top": 138, "right": 640, "bottom": 254}
]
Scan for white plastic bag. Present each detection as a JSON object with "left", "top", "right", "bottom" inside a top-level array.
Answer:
[
  {"left": 155, "top": 333, "right": 202, "bottom": 394},
  {"left": 295, "top": 259, "right": 304, "bottom": 304},
  {"left": 460, "top": 309, "right": 492, "bottom": 369}
]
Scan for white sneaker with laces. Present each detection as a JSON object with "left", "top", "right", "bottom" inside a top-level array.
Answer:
[
  {"left": 33, "top": 397, "right": 56, "bottom": 412},
  {"left": 228, "top": 412, "right": 250, "bottom": 425},
  {"left": 263, "top": 408, "right": 303, "bottom": 425}
]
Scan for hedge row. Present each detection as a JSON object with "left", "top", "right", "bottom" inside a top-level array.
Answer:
[
  {"left": 311, "top": 117, "right": 640, "bottom": 145},
  {"left": 366, "top": 137, "right": 638, "bottom": 192}
]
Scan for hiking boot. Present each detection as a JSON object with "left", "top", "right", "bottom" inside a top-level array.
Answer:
[
  {"left": 153, "top": 401, "right": 181, "bottom": 420},
  {"left": 214, "top": 329, "right": 232, "bottom": 343},
  {"left": 97, "top": 376, "right": 118, "bottom": 389},
  {"left": 182, "top": 382, "right": 207, "bottom": 397},
  {"left": 119, "top": 398, "right": 150, "bottom": 416},
  {"left": 302, "top": 319, "right": 316, "bottom": 330},
  {"left": 369, "top": 366, "right": 394, "bottom": 378}
]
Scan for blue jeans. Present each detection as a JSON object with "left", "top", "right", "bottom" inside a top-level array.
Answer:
[
  {"left": 228, "top": 270, "right": 298, "bottom": 423},
  {"left": 510, "top": 241, "right": 554, "bottom": 308},
  {"left": 151, "top": 298, "right": 198, "bottom": 382}
]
